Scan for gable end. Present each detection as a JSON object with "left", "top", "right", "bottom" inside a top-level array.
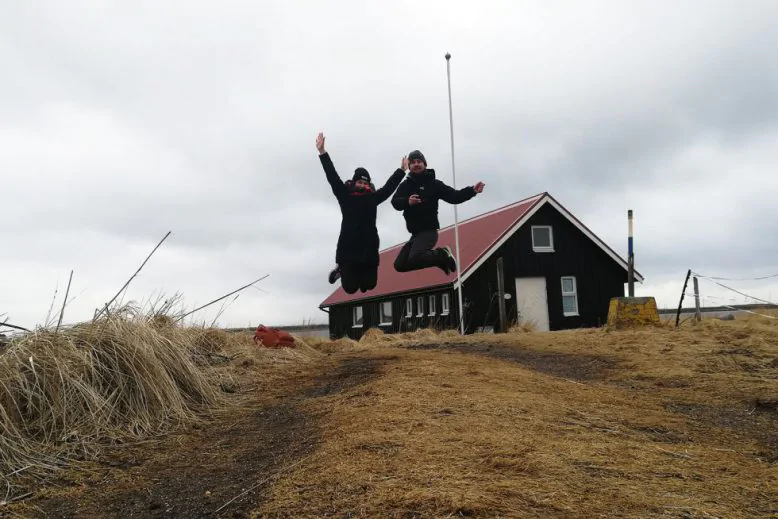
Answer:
[{"left": 459, "top": 194, "right": 644, "bottom": 286}]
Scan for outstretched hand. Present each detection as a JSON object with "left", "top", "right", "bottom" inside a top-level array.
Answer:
[
  {"left": 401, "top": 156, "right": 409, "bottom": 171},
  {"left": 316, "top": 132, "right": 326, "bottom": 154},
  {"left": 473, "top": 181, "right": 485, "bottom": 193}
]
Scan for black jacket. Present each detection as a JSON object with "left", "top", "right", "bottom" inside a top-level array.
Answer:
[
  {"left": 391, "top": 169, "right": 477, "bottom": 235},
  {"left": 321, "top": 152, "right": 405, "bottom": 266}
]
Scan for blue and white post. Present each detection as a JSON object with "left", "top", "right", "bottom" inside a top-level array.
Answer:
[{"left": 628, "top": 209, "right": 634, "bottom": 297}]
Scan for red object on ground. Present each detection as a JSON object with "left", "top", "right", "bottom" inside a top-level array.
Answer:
[{"left": 253, "top": 325, "right": 295, "bottom": 348}]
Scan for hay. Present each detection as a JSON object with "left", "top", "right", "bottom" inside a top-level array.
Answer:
[
  {"left": 508, "top": 322, "right": 536, "bottom": 333},
  {"left": 0, "top": 316, "right": 224, "bottom": 483},
  {"left": 309, "top": 337, "right": 364, "bottom": 354},
  {"left": 359, "top": 327, "right": 386, "bottom": 344},
  {"left": 189, "top": 331, "right": 324, "bottom": 377},
  {"left": 437, "top": 329, "right": 461, "bottom": 340},
  {"left": 404, "top": 328, "right": 438, "bottom": 341}
]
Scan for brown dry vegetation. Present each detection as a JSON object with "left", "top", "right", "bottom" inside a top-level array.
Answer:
[{"left": 2, "top": 312, "right": 777, "bottom": 518}]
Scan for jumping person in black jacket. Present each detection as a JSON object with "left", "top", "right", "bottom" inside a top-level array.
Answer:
[
  {"left": 317, "top": 132, "right": 406, "bottom": 294},
  {"left": 391, "top": 149, "right": 485, "bottom": 275}
]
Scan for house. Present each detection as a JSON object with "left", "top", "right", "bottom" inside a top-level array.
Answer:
[{"left": 318, "top": 192, "right": 644, "bottom": 339}]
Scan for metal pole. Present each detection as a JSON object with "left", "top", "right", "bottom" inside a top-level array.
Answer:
[
  {"left": 628, "top": 209, "right": 634, "bottom": 297},
  {"left": 496, "top": 257, "right": 507, "bottom": 333},
  {"left": 445, "top": 52, "right": 465, "bottom": 335}
]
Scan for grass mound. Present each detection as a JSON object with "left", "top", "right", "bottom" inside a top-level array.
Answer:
[
  {"left": 310, "top": 327, "right": 464, "bottom": 354},
  {"left": 311, "top": 337, "right": 362, "bottom": 353},
  {"left": 0, "top": 315, "right": 225, "bottom": 484}
]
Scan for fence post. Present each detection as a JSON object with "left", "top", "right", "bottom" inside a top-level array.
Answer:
[
  {"left": 693, "top": 276, "right": 701, "bottom": 322},
  {"left": 675, "top": 269, "right": 691, "bottom": 327}
]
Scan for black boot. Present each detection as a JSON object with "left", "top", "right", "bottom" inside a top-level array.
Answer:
[
  {"left": 435, "top": 249, "right": 452, "bottom": 275},
  {"left": 441, "top": 246, "right": 457, "bottom": 273},
  {"left": 328, "top": 265, "right": 341, "bottom": 284}
]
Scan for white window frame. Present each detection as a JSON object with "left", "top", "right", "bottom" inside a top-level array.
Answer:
[
  {"left": 531, "top": 225, "right": 554, "bottom": 252},
  {"left": 405, "top": 298, "right": 413, "bottom": 318},
  {"left": 416, "top": 296, "right": 424, "bottom": 317},
  {"left": 428, "top": 295, "right": 436, "bottom": 316},
  {"left": 441, "top": 293, "right": 450, "bottom": 315},
  {"left": 379, "top": 301, "right": 393, "bottom": 326},
  {"left": 352, "top": 305, "right": 364, "bottom": 327},
  {"left": 561, "top": 276, "right": 579, "bottom": 317}
]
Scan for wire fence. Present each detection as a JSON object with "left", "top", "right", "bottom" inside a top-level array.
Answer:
[{"left": 678, "top": 269, "right": 778, "bottom": 322}]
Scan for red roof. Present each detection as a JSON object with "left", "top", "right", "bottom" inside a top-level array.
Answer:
[{"left": 319, "top": 193, "right": 546, "bottom": 307}]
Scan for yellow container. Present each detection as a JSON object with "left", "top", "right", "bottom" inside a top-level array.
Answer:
[{"left": 607, "top": 296, "right": 661, "bottom": 329}]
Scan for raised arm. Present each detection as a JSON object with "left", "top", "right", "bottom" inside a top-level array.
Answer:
[
  {"left": 436, "top": 179, "right": 484, "bottom": 204},
  {"left": 375, "top": 169, "right": 405, "bottom": 205},
  {"left": 316, "top": 132, "right": 347, "bottom": 200},
  {"left": 374, "top": 156, "right": 408, "bottom": 205}
]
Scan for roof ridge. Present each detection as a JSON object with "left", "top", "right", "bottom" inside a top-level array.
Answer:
[
  {"left": 438, "top": 192, "right": 546, "bottom": 231},
  {"left": 377, "top": 192, "right": 546, "bottom": 254}
]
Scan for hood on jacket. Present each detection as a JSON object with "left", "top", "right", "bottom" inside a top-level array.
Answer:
[{"left": 408, "top": 168, "right": 436, "bottom": 183}]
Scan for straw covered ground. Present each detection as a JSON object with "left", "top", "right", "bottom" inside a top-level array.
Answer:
[{"left": 2, "top": 313, "right": 777, "bottom": 518}]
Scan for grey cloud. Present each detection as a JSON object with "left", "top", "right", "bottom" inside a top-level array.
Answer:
[{"left": 4, "top": 1, "right": 778, "bottom": 328}]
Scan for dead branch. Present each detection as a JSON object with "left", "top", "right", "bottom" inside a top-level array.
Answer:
[
  {"left": 210, "top": 294, "right": 240, "bottom": 328},
  {"left": 174, "top": 274, "right": 269, "bottom": 323},
  {"left": 0, "top": 322, "right": 30, "bottom": 333},
  {"left": 94, "top": 231, "right": 172, "bottom": 321}
]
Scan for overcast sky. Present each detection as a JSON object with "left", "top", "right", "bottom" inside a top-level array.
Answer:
[{"left": 3, "top": 1, "right": 778, "bottom": 330}]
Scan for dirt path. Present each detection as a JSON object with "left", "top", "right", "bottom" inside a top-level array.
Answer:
[
  {"left": 15, "top": 354, "right": 396, "bottom": 519},
  {"left": 405, "top": 340, "right": 618, "bottom": 380}
]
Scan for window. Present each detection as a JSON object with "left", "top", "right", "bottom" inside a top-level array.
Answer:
[
  {"left": 353, "top": 306, "right": 364, "bottom": 327},
  {"left": 561, "top": 276, "right": 579, "bottom": 316},
  {"left": 406, "top": 298, "right": 413, "bottom": 318},
  {"left": 428, "top": 295, "right": 436, "bottom": 316},
  {"left": 379, "top": 301, "right": 393, "bottom": 326},
  {"left": 441, "top": 293, "right": 450, "bottom": 315},
  {"left": 416, "top": 296, "right": 424, "bottom": 317},
  {"left": 531, "top": 225, "right": 554, "bottom": 252}
]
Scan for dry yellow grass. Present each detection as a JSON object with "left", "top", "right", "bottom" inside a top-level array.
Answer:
[
  {"left": 0, "top": 314, "right": 324, "bottom": 494},
  {"left": 3, "top": 312, "right": 776, "bottom": 517},
  {"left": 252, "top": 317, "right": 777, "bottom": 518},
  {"left": 0, "top": 318, "right": 220, "bottom": 480}
]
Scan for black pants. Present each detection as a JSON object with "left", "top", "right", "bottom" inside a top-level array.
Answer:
[
  {"left": 393, "top": 229, "right": 445, "bottom": 272},
  {"left": 341, "top": 264, "right": 378, "bottom": 294}
]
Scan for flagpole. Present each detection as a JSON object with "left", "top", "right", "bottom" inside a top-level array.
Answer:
[{"left": 445, "top": 52, "right": 465, "bottom": 335}]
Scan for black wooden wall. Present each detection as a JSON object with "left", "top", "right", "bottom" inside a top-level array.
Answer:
[
  {"left": 461, "top": 203, "right": 627, "bottom": 332},
  {"left": 325, "top": 286, "right": 458, "bottom": 340}
]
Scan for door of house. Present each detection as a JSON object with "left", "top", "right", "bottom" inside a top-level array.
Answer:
[{"left": 514, "top": 277, "right": 550, "bottom": 331}]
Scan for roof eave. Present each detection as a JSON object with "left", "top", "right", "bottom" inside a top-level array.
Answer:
[{"left": 319, "top": 281, "right": 457, "bottom": 308}]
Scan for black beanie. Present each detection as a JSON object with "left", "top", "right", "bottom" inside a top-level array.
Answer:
[
  {"left": 352, "top": 167, "right": 371, "bottom": 182},
  {"left": 408, "top": 150, "right": 427, "bottom": 166}
]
